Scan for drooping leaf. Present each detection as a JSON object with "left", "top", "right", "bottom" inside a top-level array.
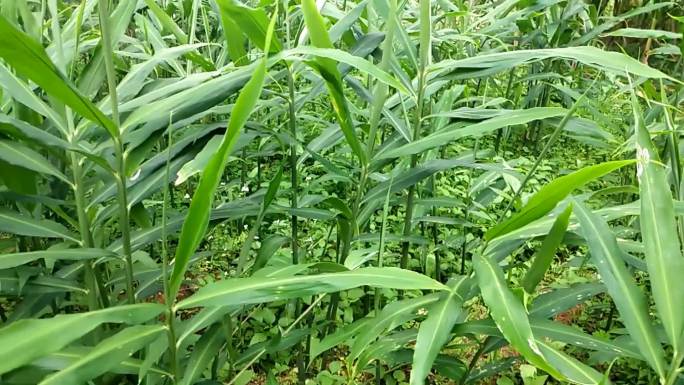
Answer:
[
  {"left": 176, "top": 267, "right": 447, "bottom": 309},
  {"left": 39, "top": 325, "right": 165, "bottom": 385},
  {"left": 300, "top": 0, "right": 367, "bottom": 165},
  {"left": 0, "top": 209, "right": 79, "bottom": 242},
  {"left": 430, "top": 47, "right": 673, "bottom": 81},
  {"left": 378, "top": 108, "right": 567, "bottom": 159},
  {"left": 0, "top": 140, "right": 71, "bottom": 185},
  {"left": 0, "top": 15, "right": 117, "bottom": 137},
  {"left": 0, "top": 304, "right": 164, "bottom": 375},
  {"left": 179, "top": 324, "right": 225, "bottom": 385}
]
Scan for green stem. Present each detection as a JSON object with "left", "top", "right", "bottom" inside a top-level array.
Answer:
[
  {"left": 162, "top": 122, "right": 178, "bottom": 383},
  {"left": 287, "top": 66, "right": 299, "bottom": 265},
  {"left": 400, "top": 0, "right": 430, "bottom": 271},
  {"left": 664, "top": 353, "right": 684, "bottom": 385},
  {"left": 70, "top": 153, "right": 100, "bottom": 312},
  {"left": 98, "top": 0, "right": 135, "bottom": 304}
]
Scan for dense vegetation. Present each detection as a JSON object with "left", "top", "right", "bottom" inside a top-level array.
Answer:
[{"left": 0, "top": 0, "right": 682, "bottom": 384}]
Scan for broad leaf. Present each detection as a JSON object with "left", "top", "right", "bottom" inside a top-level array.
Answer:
[
  {"left": 176, "top": 267, "right": 447, "bottom": 309},
  {"left": 39, "top": 325, "right": 165, "bottom": 385},
  {"left": 486, "top": 160, "right": 633, "bottom": 241},
  {"left": 0, "top": 304, "right": 164, "bottom": 374},
  {"left": 574, "top": 200, "right": 666, "bottom": 376}
]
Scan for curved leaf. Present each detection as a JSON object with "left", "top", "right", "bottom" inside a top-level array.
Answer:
[
  {"left": 0, "top": 248, "right": 118, "bottom": 269},
  {"left": 39, "top": 325, "right": 165, "bottom": 385},
  {"left": 486, "top": 160, "right": 633, "bottom": 241},
  {"left": 0, "top": 304, "right": 164, "bottom": 375},
  {"left": 0, "top": 209, "right": 78, "bottom": 242},
  {"left": 176, "top": 267, "right": 447, "bottom": 309}
]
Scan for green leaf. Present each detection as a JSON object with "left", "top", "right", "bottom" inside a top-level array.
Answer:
[
  {"left": 311, "top": 318, "right": 373, "bottom": 364},
  {"left": 179, "top": 324, "right": 225, "bottom": 385},
  {"left": 634, "top": 98, "right": 684, "bottom": 352},
  {"left": 0, "top": 248, "right": 118, "bottom": 269},
  {"left": 363, "top": 156, "right": 475, "bottom": 204},
  {"left": 530, "top": 319, "right": 642, "bottom": 360},
  {"left": 378, "top": 108, "right": 567, "bottom": 159},
  {"left": 0, "top": 113, "right": 71, "bottom": 149},
  {"left": 529, "top": 283, "right": 605, "bottom": 319},
  {"left": 220, "top": 13, "right": 248, "bottom": 66},
  {"left": 603, "top": 28, "right": 681, "bottom": 39},
  {"left": 0, "top": 63, "right": 66, "bottom": 132},
  {"left": 536, "top": 340, "right": 604, "bottom": 385},
  {"left": 486, "top": 160, "right": 633, "bottom": 241},
  {"left": 39, "top": 325, "right": 165, "bottom": 385},
  {"left": 168, "top": 9, "right": 276, "bottom": 300},
  {"left": 300, "top": 0, "right": 367, "bottom": 165},
  {"left": 282, "top": 47, "right": 409, "bottom": 94},
  {"left": 0, "top": 15, "right": 117, "bottom": 138},
  {"left": 430, "top": 47, "right": 673, "bottom": 81},
  {"left": 0, "top": 304, "right": 164, "bottom": 375},
  {"left": 0, "top": 140, "right": 71, "bottom": 185},
  {"left": 0, "top": 209, "right": 79, "bottom": 242},
  {"left": 349, "top": 293, "right": 441, "bottom": 363},
  {"left": 32, "top": 347, "right": 170, "bottom": 377},
  {"left": 143, "top": 0, "right": 187, "bottom": 44},
  {"left": 176, "top": 267, "right": 447, "bottom": 309},
  {"left": 473, "top": 252, "right": 562, "bottom": 379},
  {"left": 215, "top": 0, "right": 281, "bottom": 53},
  {"left": 522, "top": 204, "right": 573, "bottom": 293},
  {"left": 410, "top": 278, "right": 468, "bottom": 385},
  {"left": 573, "top": 200, "right": 666, "bottom": 377}
]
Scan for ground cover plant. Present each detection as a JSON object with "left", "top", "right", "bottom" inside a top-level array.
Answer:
[{"left": 0, "top": 0, "right": 682, "bottom": 384}]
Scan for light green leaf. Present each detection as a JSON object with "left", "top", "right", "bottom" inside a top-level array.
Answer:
[
  {"left": 603, "top": 28, "right": 681, "bottom": 39},
  {"left": 486, "top": 160, "right": 633, "bottom": 241},
  {"left": 0, "top": 209, "right": 79, "bottom": 242},
  {"left": 32, "top": 347, "right": 170, "bottom": 377},
  {"left": 410, "top": 278, "right": 468, "bottom": 385},
  {"left": 39, "top": 325, "right": 165, "bottom": 385},
  {"left": 473, "top": 252, "right": 562, "bottom": 379},
  {"left": 0, "top": 140, "right": 71, "bottom": 185},
  {"left": 0, "top": 304, "right": 164, "bottom": 375},
  {"left": 378, "top": 108, "right": 567, "bottom": 159},
  {"left": 573, "top": 200, "right": 666, "bottom": 376},
  {"left": 176, "top": 267, "right": 447, "bottom": 309},
  {"left": 634, "top": 97, "right": 684, "bottom": 353},
  {"left": 215, "top": 0, "right": 281, "bottom": 52},
  {"left": 0, "top": 248, "right": 118, "bottom": 269},
  {"left": 522, "top": 204, "right": 573, "bottom": 293}
]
